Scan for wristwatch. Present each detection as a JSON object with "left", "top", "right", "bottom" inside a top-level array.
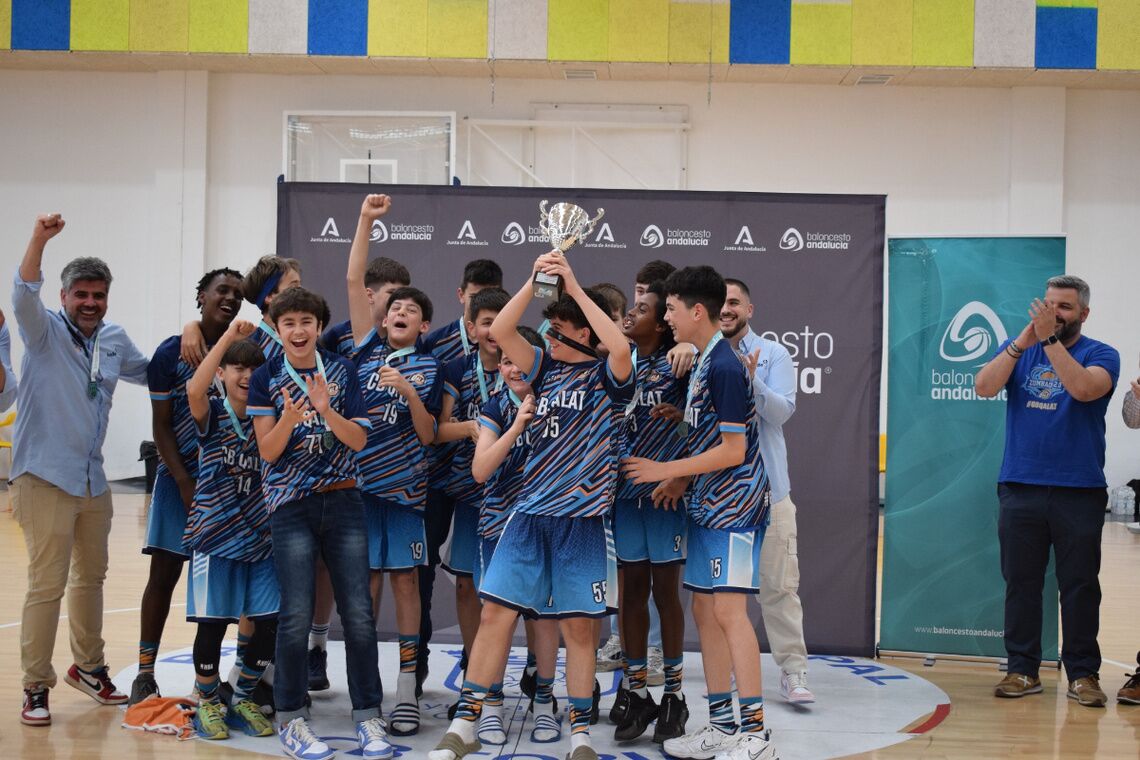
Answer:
[{"left": 1040, "top": 334, "right": 1059, "bottom": 347}]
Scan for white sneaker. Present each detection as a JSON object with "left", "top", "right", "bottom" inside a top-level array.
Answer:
[
  {"left": 779, "top": 671, "right": 815, "bottom": 704},
  {"left": 595, "top": 634, "right": 624, "bottom": 672},
  {"left": 721, "top": 729, "right": 778, "bottom": 759},
  {"left": 662, "top": 725, "right": 738, "bottom": 759},
  {"left": 647, "top": 646, "right": 665, "bottom": 686},
  {"left": 356, "top": 716, "right": 394, "bottom": 759},
  {"left": 279, "top": 717, "right": 335, "bottom": 760}
]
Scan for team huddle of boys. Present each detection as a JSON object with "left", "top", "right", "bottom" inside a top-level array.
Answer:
[{"left": 134, "top": 194, "right": 782, "bottom": 760}]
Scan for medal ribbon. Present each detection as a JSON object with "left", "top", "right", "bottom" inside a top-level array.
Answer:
[{"left": 223, "top": 396, "right": 248, "bottom": 441}]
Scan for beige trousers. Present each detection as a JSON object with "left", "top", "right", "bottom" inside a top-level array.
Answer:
[
  {"left": 758, "top": 494, "right": 809, "bottom": 675},
  {"left": 12, "top": 473, "right": 114, "bottom": 688}
]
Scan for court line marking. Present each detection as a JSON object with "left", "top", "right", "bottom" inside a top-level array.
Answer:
[{"left": 0, "top": 603, "right": 186, "bottom": 630}]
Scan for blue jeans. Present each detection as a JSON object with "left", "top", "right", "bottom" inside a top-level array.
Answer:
[
  {"left": 271, "top": 488, "right": 382, "bottom": 722},
  {"left": 998, "top": 482, "right": 1106, "bottom": 681}
]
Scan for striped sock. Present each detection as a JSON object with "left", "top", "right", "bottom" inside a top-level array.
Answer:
[
  {"left": 233, "top": 660, "right": 268, "bottom": 702},
  {"left": 309, "top": 623, "right": 330, "bottom": 651},
  {"left": 486, "top": 682, "right": 504, "bottom": 707},
  {"left": 234, "top": 630, "right": 252, "bottom": 667},
  {"left": 568, "top": 696, "right": 593, "bottom": 737},
  {"left": 535, "top": 675, "right": 555, "bottom": 705},
  {"left": 739, "top": 696, "right": 765, "bottom": 733},
  {"left": 399, "top": 635, "right": 419, "bottom": 673},
  {"left": 196, "top": 675, "right": 221, "bottom": 704},
  {"left": 138, "top": 641, "right": 159, "bottom": 677},
  {"left": 664, "top": 656, "right": 683, "bottom": 694},
  {"left": 708, "top": 691, "right": 737, "bottom": 735},
  {"left": 626, "top": 657, "right": 648, "bottom": 696},
  {"left": 454, "top": 680, "right": 489, "bottom": 722}
]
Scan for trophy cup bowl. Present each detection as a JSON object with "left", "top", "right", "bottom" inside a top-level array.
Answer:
[{"left": 533, "top": 201, "right": 605, "bottom": 300}]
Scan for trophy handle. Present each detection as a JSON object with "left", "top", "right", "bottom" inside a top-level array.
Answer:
[
  {"left": 584, "top": 207, "right": 606, "bottom": 236},
  {"left": 538, "top": 200, "right": 550, "bottom": 237}
]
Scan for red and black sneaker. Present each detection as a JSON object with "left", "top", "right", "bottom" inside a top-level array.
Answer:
[
  {"left": 64, "top": 664, "right": 128, "bottom": 705},
  {"left": 21, "top": 686, "right": 51, "bottom": 726}
]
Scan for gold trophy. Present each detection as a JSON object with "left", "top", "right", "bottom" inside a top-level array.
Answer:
[{"left": 532, "top": 201, "right": 605, "bottom": 300}]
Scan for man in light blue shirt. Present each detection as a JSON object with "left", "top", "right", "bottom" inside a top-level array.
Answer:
[
  {"left": 720, "top": 277, "right": 815, "bottom": 705},
  {"left": 0, "top": 309, "right": 17, "bottom": 412},
  {"left": 11, "top": 213, "right": 149, "bottom": 728}
]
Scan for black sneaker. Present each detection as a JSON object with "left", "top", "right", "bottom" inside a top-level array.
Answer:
[
  {"left": 614, "top": 691, "right": 658, "bottom": 742},
  {"left": 520, "top": 667, "right": 537, "bottom": 701},
  {"left": 651, "top": 693, "right": 689, "bottom": 744},
  {"left": 252, "top": 679, "right": 277, "bottom": 716},
  {"left": 129, "top": 673, "right": 160, "bottom": 706},
  {"left": 307, "top": 646, "right": 330, "bottom": 692},
  {"left": 590, "top": 679, "right": 601, "bottom": 725},
  {"left": 608, "top": 683, "right": 631, "bottom": 725}
]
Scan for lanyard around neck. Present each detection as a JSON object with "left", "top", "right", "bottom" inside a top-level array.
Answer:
[
  {"left": 457, "top": 318, "right": 472, "bottom": 356},
  {"left": 223, "top": 396, "right": 248, "bottom": 441},
  {"left": 259, "top": 320, "right": 283, "bottom": 347},
  {"left": 475, "top": 352, "right": 503, "bottom": 404},
  {"left": 62, "top": 311, "right": 102, "bottom": 399},
  {"left": 283, "top": 352, "right": 326, "bottom": 398},
  {"left": 386, "top": 344, "right": 416, "bottom": 367},
  {"left": 681, "top": 331, "right": 723, "bottom": 433}
]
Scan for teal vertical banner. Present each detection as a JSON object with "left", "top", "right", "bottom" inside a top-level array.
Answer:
[{"left": 882, "top": 237, "right": 1065, "bottom": 659}]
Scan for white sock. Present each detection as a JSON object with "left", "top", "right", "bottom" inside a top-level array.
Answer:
[
  {"left": 446, "top": 716, "right": 477, "bottom": 742},
  {"left": 309, "top": 626, "right": 329, "bottom": 651},
  {"left": 396, "top": 672, "right": 417, "bottom": 704},
  {"left": 570, "top": 731, "right": 593, "bottom": 751}
]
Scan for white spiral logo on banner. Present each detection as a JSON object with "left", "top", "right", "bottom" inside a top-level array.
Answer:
[
  {"left": 370, "top": 220, "right": 389, "bottom": 243},
  {"left": 640, "top": 224, "right": 665, "bottom": 248},
  {"left": 501, "top": 222, "right": 526, "bottom": 246},
  {"left": 940, "top": 301, "right": 1009, "bottom": 365},
  {"left": 780, "top": 227, "right": 805, "bottom": 251}
]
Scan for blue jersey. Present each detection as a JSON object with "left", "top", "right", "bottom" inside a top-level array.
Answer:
[
  {"left": 353, "top": 332, "right": 444, "bottom": 508},
  {"left": 443, "top": 352, "right": 501, "bottom": 504},
  {"left": 184, "top": 398, "right": 269, "bottom": 562},
  {"left": 253, "top": 323, "right": 284, "bottom": 363},
  {"left": 422, "top": 318, "right": 471, "bottom": 366},
  {"left": 617, "top": 348, "right": 686, "bottom": 501},
  {"left": 998, "top": 335, "right": 1119, "bottom": 488},
  {"left": 247, "top": 350, "right": 371, "bottom": 513},
  {"left": 512, "top": 346, "right": 636, "bottom": 519},
  {"left": 320, "top": 319, "right": 357, "bottom": 357},
  {"left": 148, "top": 335, "right": 218, "bottom": 478},
  {"left": 683, "top": 338, "right": 770, "bottom": 530},
  {"left": 478, "top": 391, "right": 534, "bottom": 539}
]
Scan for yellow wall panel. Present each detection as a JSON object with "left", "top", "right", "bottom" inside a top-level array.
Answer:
[
  {"left": 130, "top": 0, "right": 190, "bottom": 52},
  {"left": 790, "top": 1, "right": 851, "bottom": 66},
  {"left": 913, "top": 0, "right": 972, "bottom": 67},
  {"left": 1, "top": 0, "right": 13, "bottom": 50},
  {"left": 668, "top": 1, "right": 729, "bottom": 64},
  {"left": 370, "top": 0, "right": 428, "bottom": 57},
  {"left": 189, "top": 0, "right": 248, "bottom": 53},
  {"left": 851, "top": 0, "right": 911, "bottom": 66},
  {"left": 548, "top": 0, "right": 608, "bottom": 61},
  {"left": 72, "top": 0, "right": 130, "bottom": 51},
  {"left": 1098, "top": 0, "right": 1140, "bottom": 70},
  {"left": 426, "top": 0, "right": 487, "bottom": 59},
  {"left": 610, "top": 0, "right": 669, "bottom": 62}
]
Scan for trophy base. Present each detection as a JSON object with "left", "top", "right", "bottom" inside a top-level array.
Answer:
[{"left": 532, "top": 272, "right": 562, "bottom": 301}]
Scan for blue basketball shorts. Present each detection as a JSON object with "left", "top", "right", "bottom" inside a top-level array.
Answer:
[
  {"left": 362, "top": 492, "right": 428, "bottom": 571},
  {"left": 442, "top": 500, "right": 480, "bottom": 578},
  {"left": 479, "top": 512, "right": 617, "bottom": 619},
  {"left": 143, "top": 470, "right": 190, "bottom": 559},
  {"left": 613, "top": 497, "right": 687, "bottom": 566},
  {"left": 186, "top": 553, "right": 280, "bottom": 622},
  {"left": 683, "top": 520, "right": 766, "bottom": 594}
]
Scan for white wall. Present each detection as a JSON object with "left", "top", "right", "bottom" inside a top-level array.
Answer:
[{"left": 1, "top": 69, "right": 1136, "bottom": 486}]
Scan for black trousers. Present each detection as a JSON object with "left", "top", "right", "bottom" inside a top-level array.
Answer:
[
  {"left": 998, "top": 482, "right": 1106, "bottom": 681},
  {"left": 417, "top": 487, "right": 456, "bottom": 670}
]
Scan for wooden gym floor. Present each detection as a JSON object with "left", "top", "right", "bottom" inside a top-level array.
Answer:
[{"left": 0, "top": 489, "right": 1136, "bottom": 759}]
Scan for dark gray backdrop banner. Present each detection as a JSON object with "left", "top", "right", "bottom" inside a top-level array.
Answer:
[{"left": 277, "top": 182, "right": 884, "bottom": 657}]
